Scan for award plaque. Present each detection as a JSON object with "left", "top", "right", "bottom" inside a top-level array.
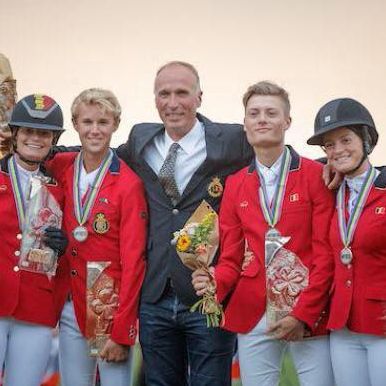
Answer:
[
  {"left": 86, "top": 261, "right": 119, "bottom": 357},
  {"left": 18, "top": 176, "right": 62, "bottom": 275},
  {"left": 265, "top": 229, "right": 309, "bottom": 327}
]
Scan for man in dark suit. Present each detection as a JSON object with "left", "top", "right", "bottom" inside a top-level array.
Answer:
[{"left": 117, "top": 61, "right": 253, "bottom": 386}]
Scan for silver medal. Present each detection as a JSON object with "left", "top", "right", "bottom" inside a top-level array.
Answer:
[
  {"left": 340, "top": 247, "right": 353, "bottom": 265},
  {"left": 73, "top": 226, "right": 88, "bottom": 242},
  {"left": 265, "top": 227, "right": 290, "bottom": 266}
]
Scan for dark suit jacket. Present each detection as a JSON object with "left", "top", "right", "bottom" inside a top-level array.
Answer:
[{"left": 117, "top": 113, "right": 253, "bottom": 305}]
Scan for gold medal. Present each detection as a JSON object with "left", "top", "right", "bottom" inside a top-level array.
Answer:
[
  {"left": 93, "top": 213, "right": 110, "bottom": 234},
  {"left": 207, "top": 177, "right": 223, "bottom": 198}
]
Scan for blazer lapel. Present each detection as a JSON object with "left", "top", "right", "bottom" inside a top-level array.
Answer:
[
  {"left": 179, "top": 114, "right": 224, "bottom": 202},
  {"left": 135, "top": 125, "right": 165, "bottom": 160},
  {"left": 283, "top": 145, "right": 301, "bottom": 203},
  {"left": 246, "top": 146, "right": 302, "bottom": 221}
]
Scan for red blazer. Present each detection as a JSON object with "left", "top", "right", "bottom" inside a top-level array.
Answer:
[
  {"left": 48, "top": 152, "right": 147, "bottom": 346},
  {"left": 328, "top": 167, "right": 386, "bottom": 336},
  {"left": 0, "top": 155, "right": 68, "bottom": 327},
  {"left": 215, "top": 147, "right": 335, "bottom": 334}
]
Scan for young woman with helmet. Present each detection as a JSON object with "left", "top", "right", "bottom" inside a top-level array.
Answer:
[
  {"left": 307, "top": 98, "right": 386, "bottom": 386},
  {"left": 0, "top": 94, "right": 69, "bottom": 386}
]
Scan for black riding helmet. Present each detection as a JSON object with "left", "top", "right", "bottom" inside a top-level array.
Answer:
[
  {"left": 307, "top": 97, "right": 378, "bottom": 152},
  {"left": 8, "top": 94, "right": 64, "bottom": 164},
  {"left": 307, "top": 98, "right": 378, "bottom": 174}
]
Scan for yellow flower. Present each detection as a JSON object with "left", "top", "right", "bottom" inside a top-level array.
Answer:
[{"left": 176, "top": 234, "right": 191, "bottom": 252}]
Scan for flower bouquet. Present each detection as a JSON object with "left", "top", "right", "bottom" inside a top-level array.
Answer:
[{"left": 172, "top": 200, "right": 224, "bottom": 327}]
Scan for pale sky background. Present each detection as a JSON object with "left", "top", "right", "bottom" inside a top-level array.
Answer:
[{"left": 1, "top": 0, "right": 385, "bottom": 163}]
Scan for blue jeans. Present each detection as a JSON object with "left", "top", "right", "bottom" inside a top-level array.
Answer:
[{"left": 139, "top": 288, "right": 236, "bottom": 386}]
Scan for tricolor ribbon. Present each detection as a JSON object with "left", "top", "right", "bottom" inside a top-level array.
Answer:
[
  {"left": 257, "top": 147, "right": 292, "bottom": 229},
  {"left": 8, "top": 156, "right": 27, "bottom": 229},
  {"left": 337, "top": 166, "right": 376, "bottom": 249},
  {"left": 73, "top": 149, "right": 113, "bottom": 227}
]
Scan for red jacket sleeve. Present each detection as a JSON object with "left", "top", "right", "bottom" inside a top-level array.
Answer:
[
  {"left": 214, "top": 174, "right": 245, "bottom": 302},
  {"left": 290, "top": 166, "right": 335, "bottom": 331},
  {"left": 110, "top": 173, "right": 147, "bottom": 345}
]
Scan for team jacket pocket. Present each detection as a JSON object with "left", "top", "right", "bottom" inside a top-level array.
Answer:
[{"left": 365, "top": 287, "right": 386, "bottom": 301}]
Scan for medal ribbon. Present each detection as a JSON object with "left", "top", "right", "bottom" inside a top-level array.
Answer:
[
  {"left": 73, "top": 149, "right": 113, "bottom": 226},
  {"left": 8, "top": 156, "right": 28, "bottom": 229},
  {"left": 257, "top": 147, "right": 291, "bottom": 228},
  {"left": 337, "top": 166, "right": 376, "bottom": 248}
]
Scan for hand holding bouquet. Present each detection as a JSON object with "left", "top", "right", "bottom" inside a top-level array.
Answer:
[{"left": 172, "top": 200, "right": 224, "bottom": 327}]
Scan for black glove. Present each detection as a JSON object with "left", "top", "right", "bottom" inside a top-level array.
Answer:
[{"left": 43, "top": 226, "right": 68, "bottom": 256}]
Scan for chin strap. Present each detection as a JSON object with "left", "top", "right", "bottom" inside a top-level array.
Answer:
[
  {"left": 15, "top": 149, "right": 43, "bottom": 166},
  {"left": 11, "top": 126, "right": 56, "bottom": 166},
  {"left": 345, "top": 126, "right": 371, "bottom": 175},
  {"left": 345, "top": 147, "right": 368, "bottom": 175}
]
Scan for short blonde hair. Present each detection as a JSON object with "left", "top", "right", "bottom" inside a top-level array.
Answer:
[
  {"left": 243, "top": 81, "right": 290, "bottom": 115},
  {"left": 71, "top": 88, "right": 121, "bottom": 123}
]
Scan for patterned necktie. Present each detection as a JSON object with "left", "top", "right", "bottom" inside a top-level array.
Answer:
[{"left": 159, "top": 142, "right": 181, "bottom": 205}]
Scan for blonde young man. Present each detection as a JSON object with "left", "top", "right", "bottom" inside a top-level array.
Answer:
[
  {"left": 48, "top": 88, "right": 147, "bottom": 386},
  {"left": 193, "top": 81, "right": 335, "bottom": 386}
]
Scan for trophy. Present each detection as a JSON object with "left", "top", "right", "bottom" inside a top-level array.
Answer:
[
  {"left": 265, "top": 229, "right": 309, "bottom": 327},
  {"left": 86, "top": 261, "right": 119, "bottom": 356},
  {"left": 18, "top": 176, "right": 62, "bottom": 275},
  {"left": 0, "top": 53, "right": 17, "bottom": 158}
]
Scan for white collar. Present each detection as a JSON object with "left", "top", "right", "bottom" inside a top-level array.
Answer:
[
  {"left": 163, "top": 119, "right": 204, "bottom": 156},
  {"left": 15, "top": 160, "right": 40, "bottom": 177},
  {"left": 255, "top": 150, "right": 285, "bottom": 177},
  {"left": 345, "top": 167, "right": 371, "bottom": 193}
]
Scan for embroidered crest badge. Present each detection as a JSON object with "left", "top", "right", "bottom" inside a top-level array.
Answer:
[
  {"left": 92, "top": 213, "right": 110, "bottom": 234},
  {"left": 207, "top": 177, "right": 223, "bottom": 198}
]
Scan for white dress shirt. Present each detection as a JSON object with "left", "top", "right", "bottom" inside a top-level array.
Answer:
[
  {"left": 255, "top": 151, "right": 285, "bottom": 204},
  {"left": 143, "top": 119, "right": 207, "bottom": 195},
  {"left": 79, "top": 163, "right": 101, "bottom": 198},
  {"left": 16, "top": 160, "right": 40, "bottom": 204},
  {"left": 345, "top": 167, "right": 380, "bottom": 214}
]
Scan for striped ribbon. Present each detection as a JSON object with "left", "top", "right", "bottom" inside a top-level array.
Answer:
[
  {"left": 8, "top": 156, "right": 28, "bottom": 229},
  {"left": 73, "top": 149, "right": 113, "bottom": 227},
  {"left": 337, "top": 166, "right": 376, "bottom": 249},
  {"left": 257, "top": 147, "right": 291, "bottom": 228}
]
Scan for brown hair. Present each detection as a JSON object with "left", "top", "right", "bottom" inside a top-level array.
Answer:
[{"left": 242, "top": 81, "right": 290, "bottom": 115}]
